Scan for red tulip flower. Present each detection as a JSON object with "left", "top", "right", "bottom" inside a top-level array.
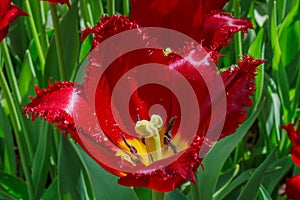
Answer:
[
  {"left": 23, "top": 0, "right": 264, "bottom": 192},
  {"left": 283, "top": 121, "right": 300, "bottom": 167},
  {"left": 286, "top": 175, "right": 300, "bottom": 200},
  {"left": 42, "top": 0, "right": 71, "bottom": 8},
  {"left": 283, "top": 121, "right": 300, "bottom": 200},
  {"left": 0, "top": 0, "right": 28, "bottom": 42}
]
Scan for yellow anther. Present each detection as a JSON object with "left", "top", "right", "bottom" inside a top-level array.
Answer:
[
  {"left": 135, "top": 120, "right": 158, "bottom": 137},
  {"left": 135, "top": 115, "right": 164, "bottom": 162},
  {"left": 150, "top": 115, "right": 163, "bottom": 129},
  {"left": 135, "top": 115, "right": 163, "bottom": 138}
]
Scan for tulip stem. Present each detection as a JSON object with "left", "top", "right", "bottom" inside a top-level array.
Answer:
[
  {"left": 24, "top": 0, "right": 45, "bottom": 70},
  {"left": 31, "top": 0, "right": 49, "bottom": 51},
  {"left": 50, "top": 4, "right": 67, "bottom": 80},
  {"left": 0, "top": 41, "right": 22, "bottom": 103},
  {"left": 123, "top": 0, "right": 130, "bottom": 16},
  {"left": 1, "top": 41, "right": 34, "bottom": 162},
  {"left": 107, "top": 0, "right": 115, "bottom": 15},
  {"left": 152, "top": 190, "right": 165, "bottom": 200},
  {"left": 0, "top": 68, "right": 34, "bottom": 199},
  {"left": 81, "top": 0, "right": 94, "bottom": 26},
  {"left": 233, "top": 0, "right": 243, "bottom": 62}
]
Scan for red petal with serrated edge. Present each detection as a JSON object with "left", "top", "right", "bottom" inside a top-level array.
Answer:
[
  {"left": 42, "top": 0, "right": 70, "bottom": 8},
  {"left": 22, "top": 81, "right": 79, "bottom": 141},
  {"left": 22, "top": 81, "right": 125, "bottom": 177},
  {"left": 283, "top": 121, "right": 300, "bottom": 167},
  {"left": 0, "top": 3, "right": 28, "bottom": 42},
  {"left": 286, "top": 175, "right": 300, "bottom": 200},
  {"left": 220, "top": 56, "right": 265, "bottom": 139},
  {"left": 81, "top": 15, "right": 139, "bottom": 49},
  {"left": 200, "top": 12, "right": 253, "bottom": 52},
  {"left": 118, "top": 136, "right": 203, "bottom": 192}
]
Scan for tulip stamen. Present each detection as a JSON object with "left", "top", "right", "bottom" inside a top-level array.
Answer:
[
  {"left": 136, "top": 114, "right": 141, "bottom": 122},
  {"left": 135, "top": 115, "right": 163, "bottom": 162},
  {"left": 164, "top": 116, "right": 178, "bottom": 154}
]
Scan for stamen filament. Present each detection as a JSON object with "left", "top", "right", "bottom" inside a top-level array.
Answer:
[{"left": 144, "top": 134, "right": 162, "bottom": 161}]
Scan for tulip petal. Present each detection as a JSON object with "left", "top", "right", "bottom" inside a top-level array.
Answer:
[
  {"left": 81, "top": 15, "right": 139, "bottom": 49},
  {"left": 0, "top": 0, "right": 10, "bottom": 16},
  {"left": 130, "top": 0, "right": 251, "bottom": 53},
  {"left": 220, "top": 56, "right": 265, "bottom": 138},
  {"left": 0, "top": 4, "right": 28, "bottom": 42},
  {"left": 200, "top": 11, "right": 253, "bottom": 52},
  {"left": 286, "top": 174, "right": 300, "bottom": 200},
  {"left": 22, "top": 81, "right": 79, "bottom": 140},
  {"left": 283, "top": 121, "right": 300, "bottom": 167}
]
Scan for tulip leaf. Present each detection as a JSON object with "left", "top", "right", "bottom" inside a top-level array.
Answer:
[
  {"left": 196, "top": 99, "right": 264, "bottom": 200},
  {"left": 80, "top": 149, "right": 138, "bottom": 200},
  {"left": 18, "top": 50, "right": 37, "bottom": 101},
  {"left": 134, "top": 188, "right": 152, "bottom": 200},
  {"left": 41, "top": 179, "right": 59, "bottom": 200},
  {"left": 213, "top": 164, "right": 240, "bottom": 198},
  {"left": 236, "top": 147, "right": 276, "bottom": 200},
  {"left": 214, "top": 168, "right": 254, "bottom": 200},
  {"left": 0, "top": 106, "right": 16, "bottom": 175},
  {"left": 31, "top": 122, "right": 50, "bottom": 199},
  {"left": 262, "top": 155, "right": 293, "bottom": 194},
  {"left": 0, "top": 171, "right": 29, "bottom": 200},
  {"left": 58, "top": 137, "right": 95, "bottom": 200},
  {"left": 166, "top": 190, "right": 188, "bottom": 200},
  {"left": 258, "top": 185, "right": 272, "bottom": 200},
  {"left": 270, "top": 5, "right": 291, "bottom": 122}
]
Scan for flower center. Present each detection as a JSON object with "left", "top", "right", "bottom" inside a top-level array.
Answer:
[{"left": 135, "top": 115, "right": 163, "bottom": 162}]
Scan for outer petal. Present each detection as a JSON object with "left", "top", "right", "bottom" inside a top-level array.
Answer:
[
  {"left": 42, "top": 0, "right": 71, "bottom": 8},
  {"left": 0, "top": 27, "right": 8, "bottom": 42},
  {"left": 0, "top": 4, "right": 28, "bottom": 42},
  {"left": 118, "top": 136, "right": 203, "bottom": 192},
  {"left": 286, "top": 175, "right": 300, "bottom": 200},
  {"left": 130, "top": 0, "right": 229, "bottom": 20},
  {"left": 291, "top": 146, "right": 300, "bottom": 168},
  {"left": 0, "top": 0, "right": 10, "bottom": 15},
  {"left": 200, "top": 12, "right": 253, "bottom": 52},
  {"left": 220, "top": 56, "right": 265, "bottom": 138},
  {"left": 283, "top": 121, "right": 300, "bottom": 167},
  {"left": 22, "top": 81, "right": 79, "bottom": 140},
  {"left": 130, "top": 0, "right": 203, "bottom": 43},
  {"left": 23, "top": 81, "right": 124, "bottom": 177},
  {"left": 130, "top": 0, "right": 251, "bottom": 52},
  {"left": 81, "top": 15, "right": 139, "bottom": 49}
]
